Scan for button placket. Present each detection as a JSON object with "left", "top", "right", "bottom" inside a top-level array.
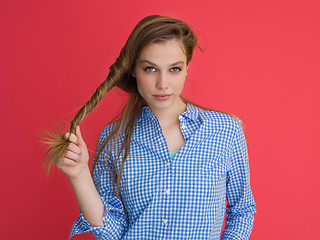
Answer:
[{"left": 162, "top": 155, "right": 171, "bottom": 228}]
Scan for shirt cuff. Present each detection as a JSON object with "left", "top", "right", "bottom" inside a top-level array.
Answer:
[{"left": 68, "top": 196, "right": 128, "bottom": 240}]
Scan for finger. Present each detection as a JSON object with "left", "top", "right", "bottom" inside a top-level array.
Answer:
[
  {"left": 64, "top": 149, "right": 80, "bottom": 162},
  {"left": 61, "top": 157, "right": 77, "bottom": 166},
  {"left": 63, "top": 132, "right": 68, "bottom": 140},
  {"left": 53, "top": 155, "right": 76, "bottom": 167},
  {"left": 66, "top": 142, "right": 81, "bottom": 155},
  {"left": 64, "top": 132, "right": 78, "bottom": 144},
  {"left": 76, "top": 126, "right": 87, "bottom": 148}
]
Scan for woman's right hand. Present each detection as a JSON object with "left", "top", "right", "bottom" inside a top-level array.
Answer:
[{"left": 54, "top": 125, "right": 90, "bottom": 181}]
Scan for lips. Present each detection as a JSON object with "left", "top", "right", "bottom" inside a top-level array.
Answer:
[
  {"left": 153, "top": 94, "right": 172, "bottom": 101},
  {"left": 155, "top": 94, "right": 171, "bottom": 97}
]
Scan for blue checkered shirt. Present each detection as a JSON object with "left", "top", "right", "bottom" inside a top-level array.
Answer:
[{"left": 69, "top": 103, "right": 256, "bottom": 239}]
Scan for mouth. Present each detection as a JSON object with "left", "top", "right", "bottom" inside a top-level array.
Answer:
[
  {"left": 154, "top": 94, "right": 171, "bottom": 97},
  {"left": 153, "top": 94, "right": 172, "bottom": 101}
]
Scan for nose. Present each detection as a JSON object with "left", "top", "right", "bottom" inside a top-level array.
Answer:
[{"left": 156, "top": 72, "right": 169, "bottom": 90}]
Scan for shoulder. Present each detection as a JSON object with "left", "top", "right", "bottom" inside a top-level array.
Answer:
[
  {"left": 194, "top": 105, "right": 243, "bottom": 133},
  {"left": 99, "top": 121, "right": 117, "bottom": 139},
  {"left": 96, "top": 121, "right": 123, "bottom": 148},
  {"left": 93, "top": 122, "right": 120, "bottom": 167}
]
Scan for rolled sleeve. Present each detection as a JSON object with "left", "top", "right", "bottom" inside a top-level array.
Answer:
[
  {"left": 68, "top": 126, "right": 128, "bottom": 240},
  {"left": 68, "top": 196, "right": 128, "bottom": 240},
  {"left": 221, "top": 121, "right": 256, "bottom": 240}
]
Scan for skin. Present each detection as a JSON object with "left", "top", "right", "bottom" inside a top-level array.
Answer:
[
  {"left": 134, "top": 38, "right": 188, "bottom": 151},
  {"left": 55, "top": 39, "right": 190, "bottom": 227},
  {"left": 57, "top": 126, "right": 104, "bottom": 227}
]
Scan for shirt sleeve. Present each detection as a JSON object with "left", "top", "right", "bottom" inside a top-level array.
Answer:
[
  {"left": 221, "top": 121, "right": 257, "bottom": 240},
  {"left": 68, "top": 126, "right": 129, "bottom": 240}
]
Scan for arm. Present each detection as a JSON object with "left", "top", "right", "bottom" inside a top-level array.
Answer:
[
  {"left": 221, "top": 122, "right": 256, "bottom": 240},
  {"left": 69, "top": 125, "right": 128, "bottom": 240},
  {"left": 55, "top": 125, "right": 104, "bottom": 227},
  {"left": 69, "top": 169, "right": 104, "bottom": 227}
]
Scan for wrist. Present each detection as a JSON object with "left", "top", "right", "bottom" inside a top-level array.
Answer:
[{"left": 68, "top": 167, "right": 92, "bottom": 184}]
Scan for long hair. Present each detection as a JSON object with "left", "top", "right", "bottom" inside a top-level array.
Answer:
[{"left": 41, "top": 15, "right": 245, "bottom": 199}]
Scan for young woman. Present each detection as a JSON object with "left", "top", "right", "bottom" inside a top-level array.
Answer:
[{"left": 43, "top": 15, "right": 256, "bottom": 239}]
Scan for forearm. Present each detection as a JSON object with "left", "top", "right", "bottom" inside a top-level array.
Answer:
[
  {"left": 222, "top": 121, "right": 256, "bottom": 239},
  {"left": 221, "top": 205, "right": 255, "bottom": 239},
  {"left": 69, "top": 168, "right": 104, "bottom": 227}
]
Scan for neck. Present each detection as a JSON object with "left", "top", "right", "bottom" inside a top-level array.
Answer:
[{"left": 151, "top": 98, "right": 187, "bottom": 126}]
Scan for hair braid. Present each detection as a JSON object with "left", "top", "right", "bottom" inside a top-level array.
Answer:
[
  {"left": 41, "top": 49, "right": 130, "bottom": 175},
  {"left": 40, "top": 15, "right": 248, "bottom": 225}
]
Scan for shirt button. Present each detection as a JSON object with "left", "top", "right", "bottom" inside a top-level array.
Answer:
[
  {"left": 163, "top": 219, "right": 168, "bottom": 224},
  {"left": 166, "top": 162, "right": 170, "bottom": 167},
  {"left": 165, "top": 189, "right": 170, "bottom": 195}
]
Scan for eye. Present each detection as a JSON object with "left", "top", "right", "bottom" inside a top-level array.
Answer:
[
  {"left": 144, "top": 66, "right": 156, "bottom": 72},
  {"left": 170, "top": 67, "right": 181, "bottom": 72}
]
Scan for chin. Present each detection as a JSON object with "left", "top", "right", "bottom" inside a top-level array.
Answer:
[{"left": 151, "top": 100, "right": 179, "bottom": 111}]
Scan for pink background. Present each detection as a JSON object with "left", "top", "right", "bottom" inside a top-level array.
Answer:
[{"left": 1, "top": 0, "right": 319, "bottom": 239}]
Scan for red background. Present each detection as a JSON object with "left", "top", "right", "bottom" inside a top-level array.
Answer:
[{"left": 1, "top": 0, "right": 319, "bottom": 239}]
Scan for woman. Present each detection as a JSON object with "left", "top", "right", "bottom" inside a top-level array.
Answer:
[{"left": 43, "top": 15, "right": 256, "bottom": 239}]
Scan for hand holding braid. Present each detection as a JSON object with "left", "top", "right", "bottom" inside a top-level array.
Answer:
[
  {"left": 41, "top": 15, "right": 200, "bottom": 194},
  {"left": 41, "top": 50, "right": 130, "bottom": 175},
  {"left": 55, "top": 126, "right": 89, "bottom": 180}
]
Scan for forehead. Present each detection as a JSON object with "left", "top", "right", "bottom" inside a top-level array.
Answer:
[{"left": 138, "top": 39, "right": 186, "bottom": 63}]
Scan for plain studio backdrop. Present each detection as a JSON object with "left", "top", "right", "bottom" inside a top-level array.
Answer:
[{"left": 1, "top": 0, "right": 319, "bottom": 239}]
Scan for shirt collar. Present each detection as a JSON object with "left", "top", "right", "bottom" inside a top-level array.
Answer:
[
  {"left": 137, "top": 106, "right": 152, "bottom": 123},
  {"left": 179, "top": 103, "right": 199, "bottom": 121},
  {"left": 137, "top": 103, "right": 199, "bottom": 123}
]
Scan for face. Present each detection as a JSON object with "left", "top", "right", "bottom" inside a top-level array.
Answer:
[{"left": 134, "top": 39, "right": 188, "bottom": 113}]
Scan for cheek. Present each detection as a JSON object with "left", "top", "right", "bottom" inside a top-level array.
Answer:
[
  {"left": 136, "top": 80, "right": 144, "bottom": 96},
  {"left": 174, "top": 77, "right": 186, "bottom": 91},
  {"left": 136, "top": 78, "right": 152, "bottom": 95}
]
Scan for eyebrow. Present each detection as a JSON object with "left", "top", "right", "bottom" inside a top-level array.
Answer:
[{"left": 139, "top": 60, "right": 185, "bottom": 67}]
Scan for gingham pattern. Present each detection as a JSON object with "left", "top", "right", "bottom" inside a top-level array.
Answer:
[{"left": 69, "top": 103, "right": 256, "bottom": 240}]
